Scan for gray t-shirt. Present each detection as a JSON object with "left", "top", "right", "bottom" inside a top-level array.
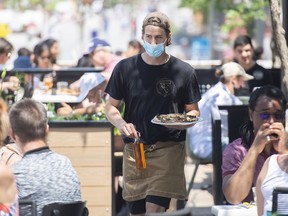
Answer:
[{"left": 12, "top": 147, "right": 81, "bottom": 216}]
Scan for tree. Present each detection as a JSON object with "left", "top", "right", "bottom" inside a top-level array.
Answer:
[
  {"left": 269, "top": 0, "right": 288, "bottom": 96},
  {"left": 179, "top": 0, "right": 268, "bottom": 35}
]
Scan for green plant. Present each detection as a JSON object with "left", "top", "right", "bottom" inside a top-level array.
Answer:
[
  {"left": 47, "top": 102, "right": 107, "bottom": 121},
  {"left": 0, "top": 67, "right": 7, "bottom": 96}
]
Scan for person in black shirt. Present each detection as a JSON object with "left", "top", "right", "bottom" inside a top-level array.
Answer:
[
  {"left": 105, "top": 11, "right": 201, "bottom": 215},
  {"left": 233, "top": 35, "right": 273, "bottom": 96}
]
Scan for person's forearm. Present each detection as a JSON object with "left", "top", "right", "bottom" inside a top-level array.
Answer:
[
  {"left": 105, "top": 102, "right": 126, "bottom": 130},
  {"left": 223, "top": 148, "right": 259, "bottom": 204}
]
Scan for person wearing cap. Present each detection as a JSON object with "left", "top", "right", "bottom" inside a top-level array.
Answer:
[
  {"left": 57, "top": 73, "right": 106, "bottom": 116},
  {"left": 187, "top": 61, "right": 254, "bottom": 161},
  {"left": 105, "top": 11, "right": 201, "bottom": 215},
  {"left": 88, "top": 37, "right": 123, "bottom": 81}
]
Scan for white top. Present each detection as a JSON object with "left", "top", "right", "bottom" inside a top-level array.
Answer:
[
  {"left": 261, "top": 154, "right": 288, "bottom": 216},
  {"left": 186, "top": 81, "right": 242, "bottom": 159}
]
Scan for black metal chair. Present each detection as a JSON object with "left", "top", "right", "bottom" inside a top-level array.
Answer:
[
  {"left": 211, "top": 105, "right": 249, "bottom": 205},
  {"left": 272, "top": 187, "right": 288, "bottom": 215},
  {"left": 146, "top": 207, "right": 193, "bottom": 216},
  {"left": 19, "top": 199, "right": 37, "bottom": 216},
  {"left": 42, "top": 201, "right": 88, "bottom": 216}
]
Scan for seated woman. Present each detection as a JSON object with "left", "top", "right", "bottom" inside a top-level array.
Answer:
[
  {"left": 256, "top": 132, "right": 288, "bottom": 216},
  {"left": 187, "top": 62, "right": 253, "bottom": 160},
  {"left": 222, "top": 85, "right": 287, "bottom": 204},
  {"left": 0, "top": 98, "right": 22, "bottom": 167},
  {"left": 0, "top": 164, "right": 18, "bottom": 216},
  {"left": 57, "top": 73, "right": 106, "bottom": 116}
]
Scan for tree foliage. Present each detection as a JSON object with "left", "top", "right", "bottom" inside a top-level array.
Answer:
[
  {"left": 2, "top": 0, "right": 62, "bottom": 11},
  {"left": 179, "top": 0, "right": 268, "bottom": 34}
]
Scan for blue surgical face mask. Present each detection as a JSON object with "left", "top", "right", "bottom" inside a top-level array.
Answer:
[{"left": 143, "top": 40, "right": 165, "bottom": 58}]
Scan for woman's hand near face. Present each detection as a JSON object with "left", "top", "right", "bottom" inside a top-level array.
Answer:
[
  {"left": 252, "top": 122, "right": 285, "bottom": 154},
  {"left": 268, "top": 122, "right": 285, "bottom": 153}
]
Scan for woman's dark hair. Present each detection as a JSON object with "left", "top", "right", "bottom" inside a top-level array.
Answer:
[
  {"left": 240, "top": 85, "right": 287, "bottom": 148},
  {"left": 33, "top": 41, "right": 50, "bottom": 66},
  {"left": 43, "top": 38, "right": 58, "bottom": 64},
  {"left": 128, "top": 39, "right": 144, "bottom": 53},
  {"left": 76, "top": 54, "right": 94, "bottom": 67}
]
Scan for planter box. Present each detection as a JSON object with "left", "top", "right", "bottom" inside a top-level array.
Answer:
[{"left": 48, "top": 120, "right": 115, "bottom": 216}]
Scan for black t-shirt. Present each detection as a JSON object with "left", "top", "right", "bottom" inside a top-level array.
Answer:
[
  {"left": 105, "top": 54, "right": 201, "bottom": 144},
  {"left": 246, "top": 63, "right": 273, "bottom": 90},
  {"left": 235, "top": 63, "right": 273, "bottom": 96}
]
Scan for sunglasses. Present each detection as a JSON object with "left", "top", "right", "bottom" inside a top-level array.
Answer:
[{"left": 255, "top": 111, "right": 284, "bottom": 122}]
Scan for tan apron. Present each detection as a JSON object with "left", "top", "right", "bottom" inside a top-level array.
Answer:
[{"left": 122, "top": 141, "right": 187, "bottom": 202}]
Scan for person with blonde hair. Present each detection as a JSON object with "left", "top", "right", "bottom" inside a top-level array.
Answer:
[
  {"left": 0, "top": 98, "right": 22, "bottom": 167},
  {"left": 0, "top": 164, "right": 18, "bottom": 216}
]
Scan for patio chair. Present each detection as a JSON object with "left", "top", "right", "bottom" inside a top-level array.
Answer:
[
  {"left": 42, "top": 201, "right": 88, "bottom": 216},
  {"left": 19, "top": 199, "right": 37, "bottom": 216},
  {"left": 146, "top": 207, "right": 193, "bottom": 216},
  {"left": 272, "top": 187, "right": 288, "bottom": 215}
]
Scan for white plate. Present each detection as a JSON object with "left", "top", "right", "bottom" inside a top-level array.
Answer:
[{"left": 151, "top": 116, "right": 203, "bottom": 126}]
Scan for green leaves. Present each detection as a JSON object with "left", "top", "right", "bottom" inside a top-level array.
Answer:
[{"left": 1, "top": 67, "right": 7, "bottom": 80}]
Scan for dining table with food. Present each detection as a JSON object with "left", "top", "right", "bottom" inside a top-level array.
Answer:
[{"left": 32, "top": 81, "right": 80, "bottom": 103}]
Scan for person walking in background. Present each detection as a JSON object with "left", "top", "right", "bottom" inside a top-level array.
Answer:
[
  {"left": 105, "top": 11, "right": 201, "bottom": 215},
  {"left": 222, "top": 85, "right": 286, "bottom": 204},
  {"left": 233, "top": 35, "right": 273, "bottom": 96},
  {"left": 256, "top": 132, "right": 288, "bottom": 216},
  {"left": 10, "top": 99, "right": 81, "bottom": 216},
  {"left": 187, "top": 62, "right": 253, "bottom": 160}
]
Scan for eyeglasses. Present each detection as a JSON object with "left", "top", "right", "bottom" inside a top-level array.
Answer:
[{"left": 255, "top": 111, "right": 284, "bottom": 122}]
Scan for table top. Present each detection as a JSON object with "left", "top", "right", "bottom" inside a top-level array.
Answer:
[
  {"left": 32, "top": 89, "right": 80, "bottom": 103},
  {"left": 211, "top": 204, "right": 257, "bottom": 216}
]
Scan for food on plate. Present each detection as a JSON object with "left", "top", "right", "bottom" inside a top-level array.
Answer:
[{"left": 155, "top": 113, "right": 198, "bottom": 123}]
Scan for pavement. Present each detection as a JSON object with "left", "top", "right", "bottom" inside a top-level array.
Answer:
[
  {"left": 167, "top": 157, "right": 214, "bottom": 215},
  {"left": 116, "top": 157, "right": 214, "bottom": 216}
]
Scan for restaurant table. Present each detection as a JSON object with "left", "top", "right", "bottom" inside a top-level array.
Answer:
[
  {"left": 32, "top": 90, "right": 80, "bottom": 103},
  {"left": 32, "top": 89, "right": 80, "bottom": 103},
  {"left": 211, "top": 204, "right": 257, "bottom": 216}
]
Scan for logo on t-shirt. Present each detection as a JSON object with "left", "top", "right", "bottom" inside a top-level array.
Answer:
[
  {"left": 156, "top": 78, "right": 175, "bottom": 97},
  {"left": 253, "top": 70, "right": 264, "bottom": 80}
]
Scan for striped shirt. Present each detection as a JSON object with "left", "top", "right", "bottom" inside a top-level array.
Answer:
[{"left": 12, "top": 147, "right": 81, "bottom": 216}]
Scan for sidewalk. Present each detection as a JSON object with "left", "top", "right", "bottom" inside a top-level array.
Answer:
[
  {"left": 185, "top": 159, "right": 214, "bottom": 216},
  {"left": 168, "top": 158, "right": 214, "bottom": 215}
]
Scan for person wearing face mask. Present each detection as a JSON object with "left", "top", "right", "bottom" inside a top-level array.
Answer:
[
  {"left": 186, "top": 62, "right": 254, "bottom": 160},
  {"left": 105, "top": 11, "right": 201, "bottom": 215}
]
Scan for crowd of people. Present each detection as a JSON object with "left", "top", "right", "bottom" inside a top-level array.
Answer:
[{"left": 0, "top": 10, "right": 287, "bottom": 216}]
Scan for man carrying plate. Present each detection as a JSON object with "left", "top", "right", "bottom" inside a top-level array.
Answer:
[{"left": 105, "top": 11, "right": 201, "bottom": 215}]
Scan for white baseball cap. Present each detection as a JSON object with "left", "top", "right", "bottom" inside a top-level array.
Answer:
[
  {"left": 221, "top": 62, "right": 254, "bottom": 81},
  {"left": 77, "top": 73, "right": 106, "bottom": 102}
]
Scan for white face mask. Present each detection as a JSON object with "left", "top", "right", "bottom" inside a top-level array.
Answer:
[{"left": 143, "top": 40, "right": 165, "bottom": 57}]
